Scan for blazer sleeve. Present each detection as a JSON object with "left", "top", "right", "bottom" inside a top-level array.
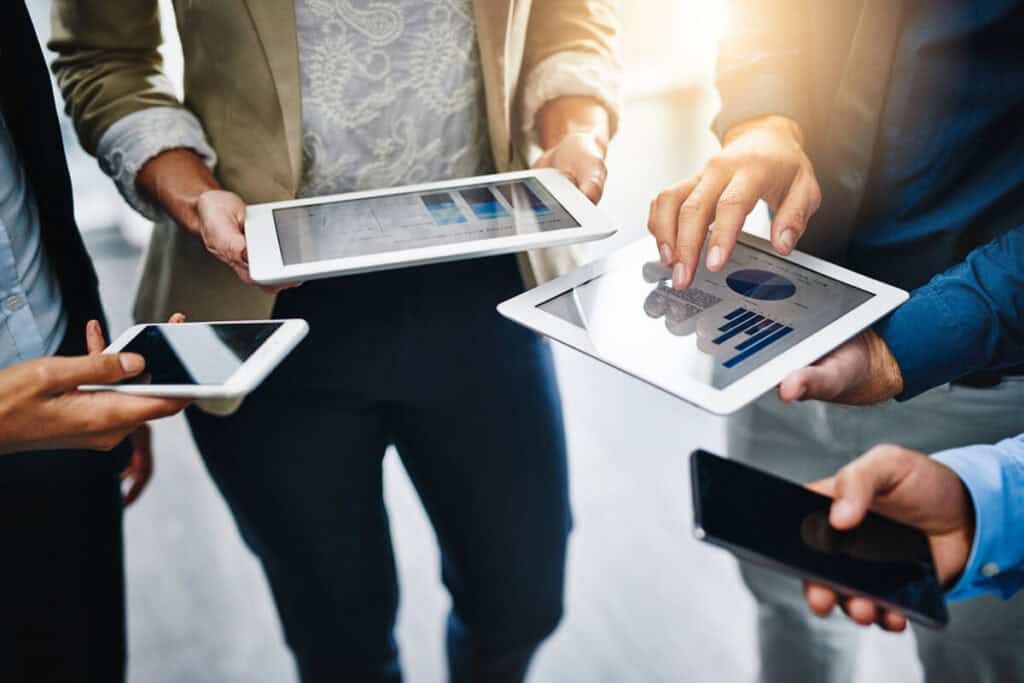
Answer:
[
  {"left": 48, "top": 0, "right": 182, "bottom": 155},
  {"left": 517, "top": 0, "right": 624, "bottom": 147},
  {"left": 713, "top": 0, "right": 812, "bottom": 141}
]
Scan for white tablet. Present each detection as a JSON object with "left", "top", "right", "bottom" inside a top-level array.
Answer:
[
  {"left": 245, "top": 170, "right": 617, "bottom": 284},
  {"left": 497, "top": 235, "right": 909, "bottom": 415},
  {"left": 79, "top": 320, "right": 309, "bottom": 398}
]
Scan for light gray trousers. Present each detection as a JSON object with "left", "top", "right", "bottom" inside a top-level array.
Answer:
[{"left": 727, "top": 378, "right": 1024, "bottom": 683}]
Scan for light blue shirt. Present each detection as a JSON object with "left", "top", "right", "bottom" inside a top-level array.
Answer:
[
  {"left": 0, "top": 112, "right": 66, "bottom": 369},
  {"left": 933, "top": 434, "right": 1024, "bottom": 601}
]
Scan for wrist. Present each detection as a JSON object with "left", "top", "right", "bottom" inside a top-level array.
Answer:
[
  {"left": 866, "top": 328, "right": 905, "bottom": 399},
  {"left": 536, "top": 96, "right": 610, "bottom": 154},
  {"left": 724, "top": 115, "right": 805, "bottom": 149},
  {"left": 136, "top": 148, "right": 221, "bottom": 235}
]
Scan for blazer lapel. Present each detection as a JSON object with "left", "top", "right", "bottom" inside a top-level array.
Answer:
[
  {"left": 240, "top": 0, "right": 303, "bottom": 189},
  {"left": 473, "top": 0, "right": 514, "bottom": 169}
]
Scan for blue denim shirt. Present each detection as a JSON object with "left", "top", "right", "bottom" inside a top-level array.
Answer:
[
  {"left": 0, "top": 112, "right": 66, "bottom": 368},
  {"left": 933, "top": 435, "right": 1024, "bottom": 601},
  {"left": 849, "top": 1, "right": 1024, "bottom": 396}
]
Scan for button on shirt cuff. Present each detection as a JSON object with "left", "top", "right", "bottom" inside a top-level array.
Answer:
[
  {"left": 96, "top": 107, "right": 218, "bottom": 222},
  {"left": 932, "top": 435, "right": 1024, "bottom": 601}
]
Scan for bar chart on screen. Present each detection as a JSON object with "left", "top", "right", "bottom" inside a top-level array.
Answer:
[{"left": 713, "top": 307, "right": 794, "bottom": 369}]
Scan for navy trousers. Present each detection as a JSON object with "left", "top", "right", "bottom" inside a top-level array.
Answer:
[{"left": 186, "top": 255, "right": 571, "bottom": 683}]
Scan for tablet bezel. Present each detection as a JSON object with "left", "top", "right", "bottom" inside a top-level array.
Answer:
[
  {"left": 245, "top": 169, "right": 617, "bottom": 285},
  {"left": 497, "top": 234, "right": 909, "bottom": 415},
  {"left": 78, "top": 319, "right": 310, "bottom": 398}
]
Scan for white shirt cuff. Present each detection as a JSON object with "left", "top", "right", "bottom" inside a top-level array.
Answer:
[
  {"left": 519, "top": 52, "right": 623, "bottom": 161},
  {"left": 97, "top": 107, "right": 218, "bottom": 222}
]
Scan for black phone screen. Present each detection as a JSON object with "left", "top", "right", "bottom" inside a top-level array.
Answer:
[{"left": 690, "top": 450, "right": 949, "bottom": 627}]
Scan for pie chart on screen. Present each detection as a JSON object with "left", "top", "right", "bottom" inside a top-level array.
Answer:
[{"left": 726, "top": 269, "right": 797, "bottom": 301}]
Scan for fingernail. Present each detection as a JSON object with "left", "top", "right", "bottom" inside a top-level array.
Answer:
[
  {"left": 659, "top": 243, "right": 673, "bottom": 266},
  {"left": 672, "top": 262, "right": 687, "bottom": 289},
  {"left": 707, "top": 245, "right": 723, "bottom": 270},
  {"left": 120, "top": 353, "right": 145, "bottom": 374},
  {"left": 781, "top": 228, "right": 797, "bottom": 253}
]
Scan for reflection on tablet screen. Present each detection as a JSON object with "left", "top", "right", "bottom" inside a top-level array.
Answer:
[
  {"left": 272, "top": 178, "right": 579, "bottom": 265},
  {"left": 537, "top": 242, "right": 873, "bottom": 389}
]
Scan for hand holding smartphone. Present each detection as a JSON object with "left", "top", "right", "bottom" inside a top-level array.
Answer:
[
  {"left": 690, "top": 449, "right": 949, "bottom": 628},
  {"left": 79, "top": 320, "right": 309, "bottom": 399}
]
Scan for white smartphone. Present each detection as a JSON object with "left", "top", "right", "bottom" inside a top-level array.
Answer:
[{"left": 78, "top": 320, "right": 309, "bottom": 398}]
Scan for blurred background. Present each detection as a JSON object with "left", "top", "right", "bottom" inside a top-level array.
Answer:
[{"left": 26, "top": 2, "right": 921, "bottom": 681}]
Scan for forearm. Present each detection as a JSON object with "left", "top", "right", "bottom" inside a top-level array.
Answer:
[
  {"left": 519, "top": 0, "right": 622, "bottom": 156},
  {"left": 136, "top": 148, "right": 221, "bottom": 235},
  {"left": 933, "top": 435, "right": 1024, "bottom": 601},
  {"left": 536, "top": 96, "right": 610, "bottom": 152},
  {"left": 97, "top": 107, "right": 218, "bottom": 222}
]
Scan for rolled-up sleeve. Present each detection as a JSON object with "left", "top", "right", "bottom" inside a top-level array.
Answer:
[
  {"left": 96, "top": 107, "right": 217, "bottom": 221},
  {"left": 875, "top": 226, "right": 1024, "bottom": 399},
  {"left": 518, "top": 0, "right": 623, "bottom": 147},
  {"left": 933, "top": 435, "right": 1024, "bottom": 601}
]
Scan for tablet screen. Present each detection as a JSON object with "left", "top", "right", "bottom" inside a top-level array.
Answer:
[
  {"left": 272, "top": 178, "right": 580, "bottom": 265},
  {"left": 537, "top": 241, "right": 873, "bottom": 389},
  {"left": 119, "top": 323, "right": 283, "bottom": 385}
]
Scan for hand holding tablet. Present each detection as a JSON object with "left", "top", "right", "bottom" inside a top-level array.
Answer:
[
  {"left": 498, "top": 234, "right": 907, "bottom": 414},
  {"left": 245, "top": 170, "right": 616, "bottom": 285}
]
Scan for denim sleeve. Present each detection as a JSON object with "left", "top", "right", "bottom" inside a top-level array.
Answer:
[
  {"left": 875, "top": 226, "right": 1024, "bottom": 399},
  {"left": 932, "top": 435, "right": 1024, "bottom": 601}
]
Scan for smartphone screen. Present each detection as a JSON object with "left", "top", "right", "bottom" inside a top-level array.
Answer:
[
  {"left": 118, "top": 323, "right": 283, "bottom": 385},
  {"left": 690, "top": 450, "right": 949, "bottom": 627}
]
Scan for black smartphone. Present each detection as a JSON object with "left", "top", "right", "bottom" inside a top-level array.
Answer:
[{"left": 690, "top": 449, "right": 949, "bottom": 628}]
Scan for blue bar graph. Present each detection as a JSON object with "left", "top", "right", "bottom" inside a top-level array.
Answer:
[
  {"left": 746, "top": 319, "right": 773, "bottom": 335},
  {"left": 713, "top": 315, "right": 765, "bottom": 345},
  {"left": 724, "top": 326, "right": 795, "bottom": 368},
  {"left": 718, "top": 310, "right": 756, "bottom": 332},
  {"left": 724, "top": 308, "right": 746, "bottom": 321},
  {"left": 736, "top": 322, "right": 783, "bottom": 351}
]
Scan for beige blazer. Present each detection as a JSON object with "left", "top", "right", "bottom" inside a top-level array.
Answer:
[{"left": 50, "top": 0, "right": 621, "bottom": 326}]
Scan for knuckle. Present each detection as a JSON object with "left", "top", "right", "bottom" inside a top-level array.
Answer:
[
  {"left": 32, "top": 363, "right": 53, "bottom": 387},
  {"left": 809, "top": 185, "right": 823, "bottom": 210},
  {"left": 867, "top": 443, "right": 899, "bottom": 460},
  {"left": 717, "top": 192, "right": 748, "bottom": 212},
  {"left": 678, "top": 197, "right": 705, "bottom": 221},
  {"left": 705, "top": 156, "right": 729, "bottom": 174},
  {"left": 785, "top": 208, "right": 808, "bottom": 228}
]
